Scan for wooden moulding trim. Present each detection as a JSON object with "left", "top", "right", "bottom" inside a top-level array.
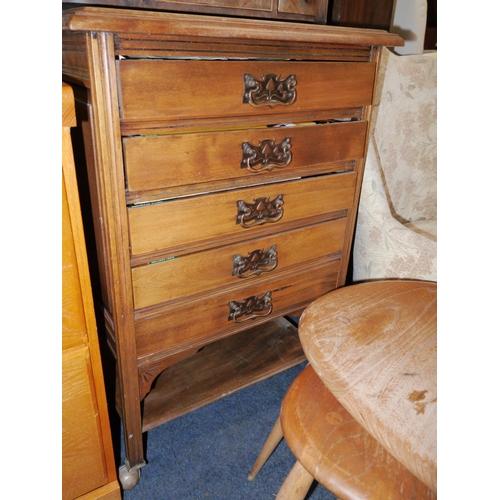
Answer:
[
  {"left": 62, "top": 7, "right": 404, "bottom": 47},
  {"left": 104, "top": 308, "right": 117, "bottom": 359},
  {"left": 62, "top": 34, "right": 91, "bottom": 86},
  {"left": 114, "top": 33, "right": 372, "bottom": 50},
  {"left": 133, "top": 249, "right": 343, "bottom": 320},
  {"left": 336, "top": 47, "right": 382, "bottom": 286},
  {"left": 128, "top": 210, "right": 349, "bottom": 268},
  {"left": 87, "top": 31, "right": 146, "bottom": 469},
  {"left": 135, "top": 296, "right": 317, "bottom": 369},
  {"left": 125, "top": 161, "right": 356, "bottom": 206},
  {"left": 119, "top": 108, "right": 365, "bottom": 137},
  {"left": 134, "top": 292, "right": 319, "bottom": 369},
  {"left": 132, "top": 253, "right": 341, "bottom": 324},
  {"left": 113, "top": 35, "right": 374, "bottom": 60}
]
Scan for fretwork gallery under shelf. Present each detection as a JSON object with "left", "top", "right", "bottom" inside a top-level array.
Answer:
[{"left": 141, "top": 317, "right": 306, "bottom": 432}]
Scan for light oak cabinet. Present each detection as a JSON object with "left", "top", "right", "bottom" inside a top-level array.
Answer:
[
  {"left": 62, "top": 8, "right": 402, "bottom": 490},
  {"left": 62, "top": 82, "right": 121, "bottom": 500}
]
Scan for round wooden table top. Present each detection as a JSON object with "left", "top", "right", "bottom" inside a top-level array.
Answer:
[{"left": 299, "top": 280, "right": 437, "bottom": 492}]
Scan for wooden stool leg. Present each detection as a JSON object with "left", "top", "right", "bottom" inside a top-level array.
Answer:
[
  {"left": 276, "top": 460, "right": 315, "bottom": 500},
  {"left": 248, "top": 417, "right": 283, "bottom": 480}
]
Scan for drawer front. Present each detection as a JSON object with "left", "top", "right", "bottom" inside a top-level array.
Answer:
[
  {"left": 132, "top": 218, "right": 346, "bottom": 309},
  {"left": 135, "top": 259, "right": 339, "bottom": 359},
  {"left": 128, "top": 172, "right": 356, "bottom": 258},
  {"left": 123, "top": 121, "right": 367, "bottom": 196},
  {"left": 118, "top": 60, "right": 375, "bottom": 124}
]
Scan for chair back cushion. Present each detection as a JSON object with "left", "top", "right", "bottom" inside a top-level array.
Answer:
[{"left": 372, "top": 48, "right": 437, "bottom": 223}]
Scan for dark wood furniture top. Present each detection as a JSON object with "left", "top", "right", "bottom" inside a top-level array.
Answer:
[
  {"left": 62, "top": 0, "right": 329, "bottom": 24},
  {"left": 330, "top": 0, "right": 395, "bottom": 30}
]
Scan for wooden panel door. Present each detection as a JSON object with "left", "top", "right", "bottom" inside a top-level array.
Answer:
[
  {"left": 62, "top": 0, "right": 328, "bottom": 23},
  {"left": 62, "top": 347, "right": 109, "bottom": 499},
  {"left": 62, "top": 82, "right": 121, "bottom": 500}
]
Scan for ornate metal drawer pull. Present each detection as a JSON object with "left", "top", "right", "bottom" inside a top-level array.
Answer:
[
  {"left": 241, "top": 138, "right": 292, "bottom": 173},
  {"left": 243, "top": 73, "right": 297, "bottom": 108},
  {"left": 228, "top": 291, "right": 273, "bottom": 323},
  {"left": 232, "top": 244, "right": 278, "bottom": 278},
  {"left": 236, "top": 195, "right": 284, "bottom": 228}
]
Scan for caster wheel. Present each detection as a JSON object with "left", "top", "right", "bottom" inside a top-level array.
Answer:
[{"left": 119, "top": 464, "right": 141, "bottom": 490}]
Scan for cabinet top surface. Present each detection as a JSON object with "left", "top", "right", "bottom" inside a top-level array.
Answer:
[{"left": 62, "top": 7, "right": 404, "bottom": 47}]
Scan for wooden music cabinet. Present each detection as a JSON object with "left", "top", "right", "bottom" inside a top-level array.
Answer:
[{"left": 62, "top": 7, "right": 402, "bottom": 489}]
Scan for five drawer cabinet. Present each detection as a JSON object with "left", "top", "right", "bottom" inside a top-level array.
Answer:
[{"left": 62, "top": 6, "right": 403, "bottom": 490}]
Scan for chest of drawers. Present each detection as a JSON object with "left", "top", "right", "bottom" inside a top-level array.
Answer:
[{"left": 62, "top": 7, "right": 402, "bottom": 489}]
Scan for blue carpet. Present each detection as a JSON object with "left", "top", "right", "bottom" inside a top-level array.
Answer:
[{"left": 122, "top": 361, "right": 336, "bottom": 499}]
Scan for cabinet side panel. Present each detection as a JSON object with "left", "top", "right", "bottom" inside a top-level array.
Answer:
[
  {"left": 62, "top": 176, "right": 88, "bottom": 350},
  {"left": 62, "top": 348, "right": 108, "bottom": 500}
]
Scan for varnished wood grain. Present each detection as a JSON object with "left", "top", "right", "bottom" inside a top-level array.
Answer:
[
  {"left": 84, "top": 32, "right": 146, "bottom": 471},
  {"left": 63, "top": 83, "right": 77, "bottom": 127},
  {"left": 62, "top": 179, "right": 89, "bottom": 351},
  {"left": 62, "top": 10, "right": 404, "bottom": 482},
  {"left": 115, "top": 37, "right": 373, "bottom": 64},
  {"left": 132, "top": 219, "right": 345, "bottom": 309},
  {"left": 62, "top": 83, "right": 119, "bottom": 500},
  {"left": 128, "top": 173, "right": 356, "bottom": 260},
  {"left": 118, "top": 60, "right": 375, "bottom": 125},
  {"left": 153, "top": 0, "right": 273, "bottom": 9},
  {"left": 63, "top": 348, "right": 109, "bottom": 499},
  {"left": 299, "top": 281, "right": 437, "bottom": 492},
  {"left": 331, "top": 0, "right": 395, "bottom": 30},
  {"left": 278, "top": 0, "right": 319, "bottom": 17},
  {"left": 75, "top": 483, "right": 122, "bottom": 500},
  {"left": 62, "top": 7, "right": 403, "bottom": 47},
  {"left": 134, "top": 258, "right": 339, "bottom": 362},
  {"left": 123, "top": 121, "right": 366, "bottom": 198},
  {"left": 142, "top": 317, "right": 306, "bottom": 431},
  {"left": 336, "top": 46, "right": 383, "bottom": 289},
  {"left": 280, "top": 364, "right": 436, "bottom": 499},
  {"left": 62, "top": 32, "right": 91, "bottom": 85},
  {"left": 64, "top": 0, "right": 328, "bottom": 23}
]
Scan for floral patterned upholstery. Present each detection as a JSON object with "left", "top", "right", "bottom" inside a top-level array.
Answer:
[{"left": 353, "top": 48, "right": 437, "bottom": 282}]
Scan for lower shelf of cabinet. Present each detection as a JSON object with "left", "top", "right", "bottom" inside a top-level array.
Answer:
[{"left": 141, "top": 316, "right": 306, "bottom": 432}]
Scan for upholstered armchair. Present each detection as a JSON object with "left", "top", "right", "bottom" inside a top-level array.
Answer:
[{"left": 352, "top": 47, "right": 437, "bottom": 283}]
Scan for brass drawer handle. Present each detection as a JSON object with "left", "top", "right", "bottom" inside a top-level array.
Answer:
[
  {"left": 243, "top": 74, "right": 297, "bottom": 107},
  {"left": 236, "top": 195, "right": 284, "bottom": 228},
  {"left": 241, "top": 138, "right": 292, "bottom": 173},
  {"left": 228, "top": 291, "right": 273, "bottom": 323},
  {"left": 232, "top": 244, "right": 278, "bottom": 278}
]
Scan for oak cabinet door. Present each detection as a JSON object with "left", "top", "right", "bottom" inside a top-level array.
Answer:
[{"left": 62, "top": 348, "right": 108, "bottom": 500}]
